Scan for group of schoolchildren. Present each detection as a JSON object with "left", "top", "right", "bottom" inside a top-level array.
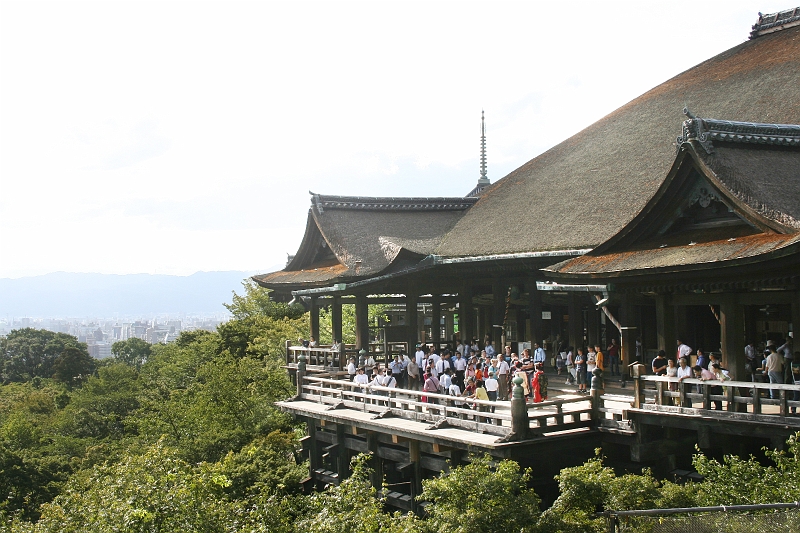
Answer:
[{"left": 346, "top": 340, "right": 552, "bottom": 405}]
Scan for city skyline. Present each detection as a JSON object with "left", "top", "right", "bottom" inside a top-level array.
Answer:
[{"left": 1, "top": 1, "right": 790, "bottom": 278}]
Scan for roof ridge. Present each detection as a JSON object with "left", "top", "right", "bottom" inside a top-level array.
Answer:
[
  {"left": 677, "top": 108, "right": 800, "bottom": 154},
  {"left": 309, "top": 193, "right": 478, "bottom": 212},
  {"left": 751, "top": 7, "right": 800, "bottom": 38}
]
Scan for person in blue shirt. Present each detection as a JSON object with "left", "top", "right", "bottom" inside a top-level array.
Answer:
[{"left": 533, "top": 343, "right": 546, "bottom": 366}]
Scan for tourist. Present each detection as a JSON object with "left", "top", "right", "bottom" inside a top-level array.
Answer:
[
  {"left": 676, "top": 357, "right": 693, "bottom": 405},
  {"left": 532, "top": 362, "right": 548, "bottom": 403},
  {"left": 607, "top": 339, "right": 620, "bottom": 376},
  {"left": 565, "top": 346, "right": 575, "bottom": 385},
  {"left": 692, "top": 365, "right": 718, "bottom": 402},
  {"left": 354, "top": 368, "right": 370, "bottom": 397},
  {"left": 484, "top": 371, "right": 499, "bottom": 404},
  {"left": 503, "top": 345, "right": 512, "bottom": 363},
  {"left": 309, "top": 336, "right": 318, "bottom": 348},
  {"left": 390, "top": 355, "right": 404, "bottom": 387},
  {"left": 468, "top": 379, "right": 490, "bottom": 422},
  {"left": 406, "top": 356, "right": 420, "bottom": 391},
  {"left": 586, "top": 346, "right": 597, "bottom": 375},
  {"left": 453, "top": 351, "right": 467, "bottom": 388},
  {"left": 575, "top": 348, "right": 588, "bottom": 394},
  {"left": 532, "top": 343, "right": 546, "bottom": 367},
  {"left": 696, "top": 349, "right": 708, "bottom": 370},
  {"left": 594, "top": 345, "right": 605, "bottom": 375},
  {"left": 447, "top": 378, "right": 463, "bottom": 407},
  {"left": 439, "top": 368, "right": 453, "bottom": 394},
  {"left": 497, "top": 354, "right": 510, "bottom": 401},
  {"left": 677, "top": 339, "right": 692, "bottom": 361},
  {"left": 556, "top": 349, "right": 566, "bottom": 376},
  {"left": 778, "top": 335, "right": 794, "bottom": 384},
  {"left": 423, "top": 372, "right": 440, "bottom": 404},
  {"left": 347, "top": 357, "right": 357, "bottom": 378},
  {"left": 764, "top": 345, "right": 783, "bottom": 399},
  {"left": 710, "top": 363, "right": 729, "bottom": 410},
  {"left": 485, "top": 340, "right": 496, "bottom": 357},
  {"left": 651, "top": 350, "right": 668, "bottom": 376},
  {"left": 364, "top": 352, "right": 376, "bottom": 379},
  {"left": 666, "top": 358, "right": 678, "bottom": 395}
]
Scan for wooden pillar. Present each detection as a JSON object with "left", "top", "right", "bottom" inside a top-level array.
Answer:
[
  {"left": 407, "top": 287, "right": 418, "bottom": 352},
  {"left": 409, "top": 440, "right": 422, "bottom": 515},
  {"left": 306, "top": 419, "right": 320, "bottom": 473},
  {"left": 655, "top": 294, "right": 675, "bottom": 354},
  {"left": 459, "top": 283, "right": 474, "bottom": 343},
  {"left": 587, "top": 305, "right": 600, "bottom": 348},
  {"left": 332, "top": 295, "right": 344, "bottom": 369},
  {"left": 792, "top": 291, "right": 800, "bottom": 351},
  {"left": 492, "top": 279, "right": 506, "bottom": 347},
  {"left": 310, "top": 297, "right": 320, "bottom": 343},
  {"left": 568, "top": 293, "right": 583, "bottom": 354},
  {"left": 619, "top": 295, "right": 637, "bottom": 367},
  {"left": 720, "top": 294, "right": 745, "bottom": 381},
  {"left": 366, "top": 432, "right": 383, "bottom": 491},
  {"left": 528, "top": 279, "right": 543, "bottom": 346},
  {"left": 431, "top": 295, "right": 441, "bottom": 348},
  {"left": 336, "top": 424, "right": 349, "bottom": 482},
  {"left": 355, "top": 294, "right": 369, "bottom": 351}
]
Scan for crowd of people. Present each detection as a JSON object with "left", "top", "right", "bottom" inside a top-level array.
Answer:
[
  {"left": 646, "top": 336, "right": 800, "bottom": 411},
  {"left": 345, "top": 340, "right": 551, "bottom": 405}
]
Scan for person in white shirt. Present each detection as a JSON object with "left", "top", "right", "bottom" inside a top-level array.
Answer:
[
  {"left": 347, "top": 357, "right": 357, "bottom": 378},
  {"left": 676, "top": 357, "right": 694, "bottom": 406},
  {"left": 439, "top": 369, "right": 452, "bottom": 394},
  {"left": 448, "top": 381, "right": 463, "bottom": 407},
  {"left": 415, "top": 345, "right": 426, "bottom": 366},
  {"left": 676, "top": 339, "right": 692, "bottom": 360},
  {"left": 435, "top": 354, "right": 450, "bottom": 377},
  {"left": 364, "top": 354, "right": 375, "bottom": 379},
  {"left": 484, "top": 372, "right": 499, "bottom": 401},
  {"left": 485, "top": 341, "right": 496, "bottom": 357},
  {"left": 496, "top": 358, "right": 510, "bottom": 400},
  {"left": 453, "top": 352, "right": 467, "bottom": 388},
  {"left": 354, "top": 367, "right": 369, "bottom": 386}
]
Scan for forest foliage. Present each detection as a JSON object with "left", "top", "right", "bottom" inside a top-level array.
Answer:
[{"left": 3, "top": 280, "right": 800, "bottom": 532}]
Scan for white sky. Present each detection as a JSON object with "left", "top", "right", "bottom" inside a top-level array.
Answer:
[{"left": 0, "top": 0, "right": 792, "bottom": 278}]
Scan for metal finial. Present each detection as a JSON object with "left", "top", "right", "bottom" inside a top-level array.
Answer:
[{"left": 478, "top": 110, "right": 489, "bottom": 185}]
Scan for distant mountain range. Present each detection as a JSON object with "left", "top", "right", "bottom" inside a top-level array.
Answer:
[{"left": 0, "top": 271, "right": 266, "bottom": 318}]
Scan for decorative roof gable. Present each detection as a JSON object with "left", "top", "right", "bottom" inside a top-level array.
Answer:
[
  {"left": 677, "top": 108, "right": 800, "bottom": 154},
  {"left": 751, "top": 7, "right": 800, "bottom": 39}
]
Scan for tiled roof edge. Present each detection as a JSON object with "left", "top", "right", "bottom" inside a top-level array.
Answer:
[
  {"left": 677, "top": 108, "right": 800, "bottom": 154},
  {"left": 750, "top": 7, "right": 800, "bottom": 38},
  {"left": 309, "top": 192, "right": 478, "bottom": 212}
]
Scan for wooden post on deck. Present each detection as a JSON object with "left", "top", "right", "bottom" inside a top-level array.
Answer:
[
  {"left": 407, "top": 286, "right": 419, "bottom": 355},
  {"left": 655, "top": 294, "right": 675, "bottom": 355},
  {"left": 355, "top": 294, "right": 369, "bottom": 351},
  {"left": 310, "top": 296, "right": 320, "bottom": 344},
  {"left": 631, "top": 364, "right": 645, "bottom": 408},
  {"left": 528, "top": 278, "right": 543, "bottom": 346},
  {"left": 507, "top": 376, "right": 529, "bottom": 441},
  {"left": 332, "top": 295, "right": 344, "bottom": 370},
  {"left": 459, "top": 282, "right": 474, "bottom": 344}
]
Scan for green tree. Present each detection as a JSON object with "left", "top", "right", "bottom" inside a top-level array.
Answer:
[
  {"left": 110, "top": 338, "right": 151, "bottom": 370},
  {"left": 419, "top": 455, "right": 541, "bottom": 533},
  {"left": 51, "top": 347, "right": 96, "bottom": 387},
  {"left": 1, "top": 329, "right": 87, "bottom": 382}
]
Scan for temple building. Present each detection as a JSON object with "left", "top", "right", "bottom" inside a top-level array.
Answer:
[{"left": 256, "top": 10, "right": 800, "bottom": 380}]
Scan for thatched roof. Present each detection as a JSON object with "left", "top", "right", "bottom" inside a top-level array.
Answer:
[
  {"left": 435, "top": 24, "right": 800, "bottom": 258},
  {"left": 253, "top": 195, "right": 474, "bottom": 291},
  {"left": 545, "top": 121, "right": 800, "bottom": 278}
]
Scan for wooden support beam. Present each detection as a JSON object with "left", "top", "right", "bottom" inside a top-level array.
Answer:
[
  {"left": 488, "top": 279, "right": 508, "bottom": 352},
  {"left": 407, "top": 287, "right": 419, "bottom": 354},
  {"left": 355, "top": 294, "right": 369, "bottom": 351},
  {"left": 720, "top": 294, "right": 745, "bottom": 382},
  {"left": 310, "top": 297, "right": 320, "bottom": 343},
  {"left": 366, "top": 432, "right": 383, "bottom": 491},
  {"left": 332, "top": 296, "right": 343, "bottom": 369},
  {"left": 568, "top": 292, "right": 583, "bottom": 356},
  {"left": 432, "top": 296, "right": 442, "bottom": 347},
  {"left": 655, "top": 294, "right": 675, "bottom": 354},
  {"left": 458, "top": 283, "right": 474, "bottom": 343},
  {"left": 392, "top": 434, "right": 411, "bottom": 444},
  {"left": 336, "top": 424, "right": 349, "bottom": 482},
  {"left": 409, "top": 440, "right": 422, "bottom": 515},
  {"left": 528, "top": 278, "right": 543, "bottom": 345}
]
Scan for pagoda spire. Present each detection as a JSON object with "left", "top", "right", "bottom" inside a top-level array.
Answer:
[{"left": 478, "top": 110, "right": 489, "bottom": 185}]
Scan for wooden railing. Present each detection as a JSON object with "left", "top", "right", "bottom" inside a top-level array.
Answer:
[
  {"left": 634, "top": 375, "right": 800, "bottom": 420},
  {"left": 295, "top": 375, "right": 594, "bottom": 439},
  {"left": 285, "top": 343, "right": 409, "bottom": 368}
]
